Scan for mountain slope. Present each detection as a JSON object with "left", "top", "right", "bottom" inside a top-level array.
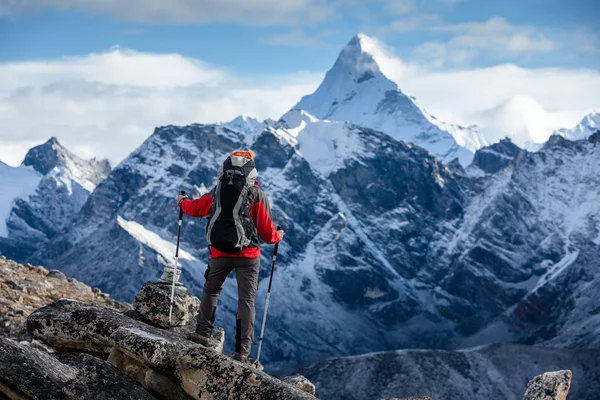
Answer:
[
  {"left": 302, "top": 343, "right": 600, "bottom": 400},
  {"left": 293, "top": 34, "right": 485, "bottom": 165},
  {"left": 26, "top": 121, "right": 600, "bottom": 377},
  {"left": 29, "top": 117, "right": 470, "bottom": 374},
  {"left": 0, "top": 138, "right": 111, "bottom": 261}
]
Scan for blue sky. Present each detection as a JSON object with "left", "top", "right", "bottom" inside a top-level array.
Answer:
[
  {"left": 0, "top": 0, "right": 599, "bottom": 165},
  {"left": 2, "top": 0, "right": 598, "bottom": 72}
]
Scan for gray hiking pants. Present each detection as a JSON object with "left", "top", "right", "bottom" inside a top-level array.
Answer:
[{"left": 196, "top": 257, "right": 260, "bottom": 356}]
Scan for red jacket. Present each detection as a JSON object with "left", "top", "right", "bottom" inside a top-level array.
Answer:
[{"left": 180, "top": 186, "right": 280, "bottom": 259}]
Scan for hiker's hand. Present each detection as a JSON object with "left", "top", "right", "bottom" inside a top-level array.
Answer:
[
  {"left": 276, "top": 230, "right": 285, "bottom": 241},
  {"left": 177, "top": 194, "right": 188, "bottom": 206}
]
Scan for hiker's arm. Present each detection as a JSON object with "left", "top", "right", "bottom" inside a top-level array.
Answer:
[
  {"left": 180, "top": 194, "right": 213, "bottom": 218},
  {"left": 252, "top": 192, "right": 282, "bottom": 244}
]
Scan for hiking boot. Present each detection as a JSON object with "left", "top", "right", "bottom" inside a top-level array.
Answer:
[
  {"left": 188, "top": 332, "right": 210, "bottom": 346},
  {"left": 232, "top": 352, "right": 264, "bottom": 371}
]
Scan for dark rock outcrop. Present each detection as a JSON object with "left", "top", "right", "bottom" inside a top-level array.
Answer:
[
  {"left": 0, "top": 337, "right": 157, "bottom": 400},
  {"left": 471, "top": 137, "right": 522, "bottom": 174}
]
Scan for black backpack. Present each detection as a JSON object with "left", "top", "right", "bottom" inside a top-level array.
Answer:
[{"left": 206, "top": 153, "right": 258, "bottom": 253}]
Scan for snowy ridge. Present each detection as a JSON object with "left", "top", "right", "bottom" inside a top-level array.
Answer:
[
  {"left": 274, "top": 109, "right": 369, "bottom": 176},
  {"left": 0, "top": 164, "right": 41, "bottom": 237},
  {"left": 117, "top": 216, "right": 195, "bottom": 263},
  {"left": 554, "top": 110, "right": 600, "bottom": 141}
]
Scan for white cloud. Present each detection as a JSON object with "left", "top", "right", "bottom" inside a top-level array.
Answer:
[
  {"left": 2, "top": 0, "right": 335, "bottom": 25},
  {"left": 414, "top": 17, "right": 558, "bottom": 66},
  {"left": 0, "top": 49, "right": 322, "bottom": 166},
  {"left": 2, "top": 37, "right": 599, "bottom": 168},
  {"left": 262, "top": 30, "right": 326, "bottom": 48},
  {"left": 385, "top": 0, "right": 416, "bottom": 15}
]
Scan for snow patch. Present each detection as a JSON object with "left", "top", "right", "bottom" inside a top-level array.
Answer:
[
  {"left": 0, "top": 164, "right": 42, "bottom": 237},
  {"left": 364, "top": 288, "right": 386, "bottom": 299},
  {"left": 117, "top": 216, "right": 195, "bottom": 264}
]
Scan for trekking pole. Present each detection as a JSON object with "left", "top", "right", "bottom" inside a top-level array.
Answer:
[
  {"left": 256, "top": 225, "right": 282, "bottom": 364},
  {"left": 169, "top": 190, "right": 186, "bottom": 322}
]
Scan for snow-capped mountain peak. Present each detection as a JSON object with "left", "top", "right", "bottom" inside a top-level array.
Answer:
[
  {"left": 220, "top": 115, "right": 262, "bottom": 135},
  {"left": 554, "top": 110, "right": 600, "bottom": 141},
  {"left": 326, "top": 33, "right": 392, "bottom": 85},
  {"left": 292, "top": 33, "right": 482, "bottom": 165},
  {"left": 21, "top": 137, "right": 109, "bottom": 192},
  {"left": 0, "top": 137, "right": 112, "bottom": 260}
]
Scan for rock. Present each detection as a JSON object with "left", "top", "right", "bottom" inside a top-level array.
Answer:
[
  {"left": 1, "top": 259, "right": 129, "bottom": 341},
  {"left": 282, "top": 375, "right": 316, "bottom": 395},
  {"left": 133, "top": 282, "right": 200, "bottom": 328},
  {"left": 35, "top": 266, "right": 49, "bottom": 275},
  {"left": 58, "top": 353, "right": 158, "bottom": 400},
  {"left": 0, "top": 337, "right": 156, "bottom": 400},
  {"left": 92, "top": 287, "right": 102, "bottom": 295},
  {"left": 0, "top": 337, "right": 74, "bottom": 400},
  {"left": 27, "top": 299, "right": 145, "bottom": 353},
  {"left": 26, "top": 300, "right": 311, "bottom": 399},
  {"left": 108, "top": 348, "right": 191, "bottom": 400},
  {"left": 178, "top": 342, "right": 315, "bottom": 399},
  {"left": 522, "top": 370, "right": 572, "bottom": 400},
  {"left": 47, "top": 270, "right": 68, "bottom": 280}
]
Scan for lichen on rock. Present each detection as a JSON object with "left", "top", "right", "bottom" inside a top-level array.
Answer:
[
  {"left": 133, "top": 282, "right": 200, "bottom": 328},
  {"left": 522, "top": 370, "right": 572, "bottom": 400}
]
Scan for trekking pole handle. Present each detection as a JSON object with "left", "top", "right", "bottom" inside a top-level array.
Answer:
[
  {"left": 178, "top": 190, "right": 186, "bottom": 219},
  {"left": 273, "top": 225, "right": 282, "bottom": 256}
]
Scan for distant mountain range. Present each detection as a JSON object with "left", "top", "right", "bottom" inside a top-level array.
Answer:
[{"left": 1, "top": 33, "right": 599, "bottom": 397}]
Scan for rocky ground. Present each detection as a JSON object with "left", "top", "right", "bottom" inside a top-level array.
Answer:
[
  {"left": 0, "top": 256, "right": 318, "bottom": 400},
  {"left": 0, "top": 255, "right": 130, "bottom": 340}
]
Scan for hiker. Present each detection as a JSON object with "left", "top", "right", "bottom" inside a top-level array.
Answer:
[{"left": 176, "top": 150, "right": 284, "bottom": 366}]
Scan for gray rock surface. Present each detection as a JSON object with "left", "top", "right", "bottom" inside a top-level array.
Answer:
[
  {"left": 134, "top": 282, "right": 200, "bottom": 328},
  {"left": 108, "top": 348, "right": 191, "bottom": 400},
  {"left": 0, "top": 337, "right": 156, "bottom": 400},
  {"left": 283, "top": 375, "right": 316, "bottom": 395},
  {"left": 26, "top": 299, "right": 316, "bottom": 400},
  {"left": 523, "top": 370, "right": 572, "bottom": 400}
]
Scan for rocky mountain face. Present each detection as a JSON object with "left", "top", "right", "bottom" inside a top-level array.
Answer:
[
  {"left": 302, "top": 344, "right": 597, "bottom": 400},
  {"left": 293, "top": 34, "right": 487, "bottom": 165},
  {"left": 0, "top": 137, "right": 111, "bottom": 261},
  {"left": 469, "top": 137, "right": 522, "bottom": 174},
  {"left": 23, "top": 114, "right": 600, "bottom": 383}
]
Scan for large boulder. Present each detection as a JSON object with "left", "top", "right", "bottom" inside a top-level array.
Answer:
[
  {"left": 0, "top": 337, "right": 156, "bottom": 400},
  {"left": 114, "top": 324, "right": 316, "bottom": 399},
  {"left": 134, "top": 282, "right": 200, "bottom": 328},
  {"left": 522, "top": 370, "right": 572, "bottom": 400}
]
